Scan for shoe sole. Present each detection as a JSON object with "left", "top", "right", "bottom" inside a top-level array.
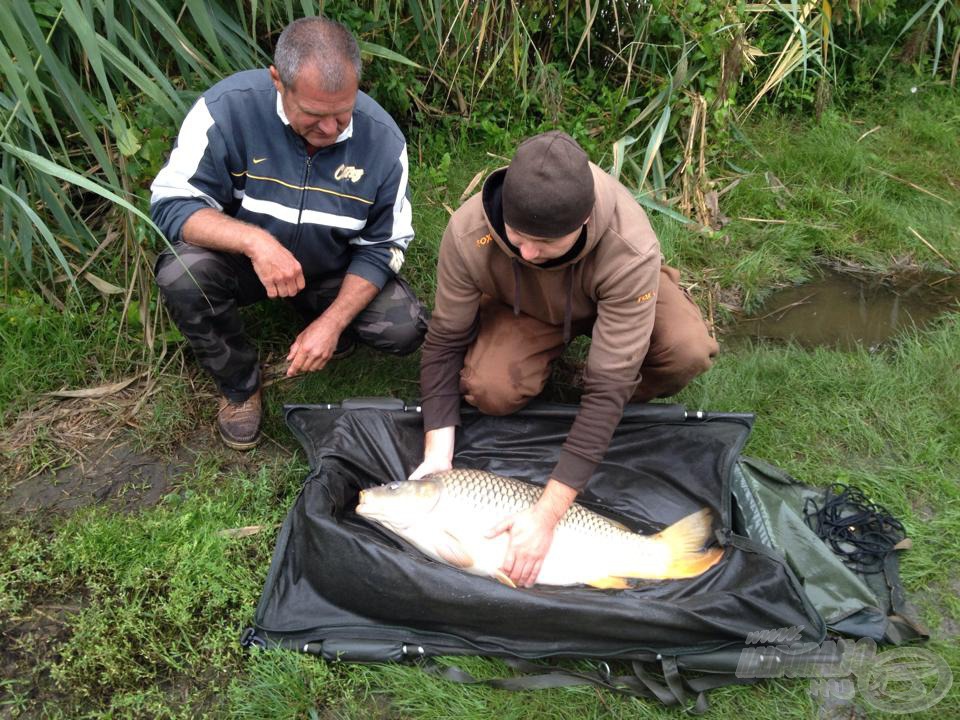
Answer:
[{"left": 219, "top": 429, "right": 262, "bottom": 451}]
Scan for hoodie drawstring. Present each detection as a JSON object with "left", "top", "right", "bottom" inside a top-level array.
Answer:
[{"left": 512, "top": 258, "right": 521, "bottom": 317}]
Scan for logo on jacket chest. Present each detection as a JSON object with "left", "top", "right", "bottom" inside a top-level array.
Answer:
[{"left": 335, "top": 164, "right": 365, "bottom": 182}]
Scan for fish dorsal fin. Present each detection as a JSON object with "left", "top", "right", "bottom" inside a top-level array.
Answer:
[
  {"left": 435, "top": 530, "right": 474, "bottom": 569},
  {"left": 493, "top": 569, "right": 517, "bottom": 588}
]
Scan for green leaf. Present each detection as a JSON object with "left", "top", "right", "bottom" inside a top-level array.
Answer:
[
  {"left": 0, "top": 1, "right": 64, "bottom": 150},
  {"left": 639, "top": 104, "right": 671, "bottom": 191},
  {"left": 60, "top": 0, "right": 119, "bottom": 118},
  {"left": 114, "top": 118, "right": 143, "bottom": 158},
  {"left": 610, "top": 135, "right": 638, "bottom": 181},
  {"left": 97, "top": 30, "right": 185, "bottom": 118},
  {"left": 126, "top": 299, "right": 143, "bottom": 328},
  {"left": 183, "top": 0, "right": 229, "bottom": 69},
  {"left": 359, "top": 40, "right": 425, "bottom": 70},
  {"left": 632, "top": 192, "right": 696, "bottom": 226},
  {"left": 1, "top": 141, "right": 159, "bottom": 231}
]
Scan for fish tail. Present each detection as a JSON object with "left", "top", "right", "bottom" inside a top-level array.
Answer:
[{"left": 653, "top": 508, "right": 724, "bottom": 579}]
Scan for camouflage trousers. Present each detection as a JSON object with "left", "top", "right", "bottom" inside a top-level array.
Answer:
[{"left": 155, "top": 242, "right": 429, "bottom": 401}]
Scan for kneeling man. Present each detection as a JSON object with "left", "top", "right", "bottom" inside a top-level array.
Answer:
[{"left": 413, "top": 131, "right": 718, "bottom": 587}]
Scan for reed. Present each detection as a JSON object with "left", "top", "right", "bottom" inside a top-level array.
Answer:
[{"left": 0, "top": 0, "right": 952, "bottom": 307}]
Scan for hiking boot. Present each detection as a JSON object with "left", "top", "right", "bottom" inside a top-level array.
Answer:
[{"left": 217, "top": 387, "right": 262, "bottom": 450}]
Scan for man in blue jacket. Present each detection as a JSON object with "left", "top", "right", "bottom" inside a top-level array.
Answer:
[{"left": 151, "top": 16, "right": 427, "bottom": 450}]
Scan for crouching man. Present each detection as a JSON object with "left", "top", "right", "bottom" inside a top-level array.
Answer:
[
  {"left": 412, "top": 131, "right": 718, "bottom": 586},
  {"left": 150, "top": 17, "right": 428, "bottom": 449}
]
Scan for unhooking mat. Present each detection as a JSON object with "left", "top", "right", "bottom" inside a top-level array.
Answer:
[
  {"left": 242, "top": 399, "right": 926, "bottom": 709},
  {"left": 245, "top": 400, "right": 835, "bottom": 666}
]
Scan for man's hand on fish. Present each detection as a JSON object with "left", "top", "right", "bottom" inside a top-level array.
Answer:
[
  {"left": 409, "top": 426, "right": 456, "bottom": 480},
  {"left": 486, "top": 505, "right": 555, "bottom": 587},
  {"left": 487, "top": 479, "right": 579, "bottom": 587}
]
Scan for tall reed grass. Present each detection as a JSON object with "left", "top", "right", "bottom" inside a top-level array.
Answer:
[{"left": 0, "top": 0, "right": 953, "bottom": 312}]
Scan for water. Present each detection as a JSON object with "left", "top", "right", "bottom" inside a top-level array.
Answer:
[{"left": 728, "top": 268, "right": 960, "bottom": 350}]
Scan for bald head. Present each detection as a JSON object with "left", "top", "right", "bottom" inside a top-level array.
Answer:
[{"left": 273, "top": 16, "right": 361, "bottom": 93}]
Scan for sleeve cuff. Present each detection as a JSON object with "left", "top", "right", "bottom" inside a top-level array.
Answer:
[
  {"left": 347, "top": 257, "right": 392, "bottom": 290},
  {"left": 151, "top": 198, "right": 215, "bottom": 244},
  {"left": 550, "top": 448, "right": 599, "bottom": 493},
  {"left": 421, "top": 394, "right": 461, "bottom": 432}
]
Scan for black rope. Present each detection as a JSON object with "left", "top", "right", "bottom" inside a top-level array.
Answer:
[{"left": 803, "top": 483, "right": 905, "bottom": 575}]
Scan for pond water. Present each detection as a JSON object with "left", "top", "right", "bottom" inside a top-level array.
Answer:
[{"left": 727, "top": 268, "right": 960, "bottom": 350}]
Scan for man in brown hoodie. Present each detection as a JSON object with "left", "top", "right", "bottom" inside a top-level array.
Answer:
[{"left": 414, "top": 131, "right": 718, "bottom": 587}]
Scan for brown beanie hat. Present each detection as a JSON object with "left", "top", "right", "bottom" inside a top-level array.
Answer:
[{"left": 502, "top": 131, "right": 595, "bottom": 238}]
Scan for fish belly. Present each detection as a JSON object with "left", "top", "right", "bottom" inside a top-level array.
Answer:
[
  {"left": 536, "top": 529, "right": 622, "bottom": 586},
  {"left": 407, "top": 497, "right": 511, "bottom": 578}
]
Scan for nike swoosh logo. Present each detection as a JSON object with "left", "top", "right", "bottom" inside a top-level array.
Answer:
[{"left": 252, "top": 157, "right": 267, "bottom": 164}]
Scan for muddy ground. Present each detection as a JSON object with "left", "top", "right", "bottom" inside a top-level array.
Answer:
[{"left": 0, "top": 386, "right": 293, "bottom": 717}]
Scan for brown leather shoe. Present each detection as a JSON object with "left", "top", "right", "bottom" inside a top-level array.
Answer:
[{"left": 217, "top": 388, "right": 262, "bottom": 450}]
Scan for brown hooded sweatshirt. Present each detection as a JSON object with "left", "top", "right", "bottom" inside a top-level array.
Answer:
[{"left": 420, "top": 163, "right": 661, "bottom": 492}]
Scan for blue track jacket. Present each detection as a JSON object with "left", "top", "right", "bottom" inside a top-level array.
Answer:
[{"left": 150, "top": 69, "right": 412, "bottom": 289}]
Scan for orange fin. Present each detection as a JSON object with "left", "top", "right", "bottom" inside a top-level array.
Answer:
[
  {"left": 435, "top": 531, "right": 473, "bottom": 568},
  {"left": 669, "top": 547, "right": 724, "bottom": 578},
  {"left": 655, "top": 508, "right": 724, "bottom": 579},
  {"left": 585, "top": 576, "right": 631, "bottom": 590},
  {"left": 493, "top": 569, "right": 517, "bottom": 588}
]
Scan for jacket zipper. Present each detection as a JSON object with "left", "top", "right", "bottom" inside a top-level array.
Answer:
[{"left": 291, "top": 149, "right": 314, "bottom": 257}]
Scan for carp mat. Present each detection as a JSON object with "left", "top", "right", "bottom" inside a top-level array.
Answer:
[{"left": 246, "top": 400, "right": 832, "bottom": 665}]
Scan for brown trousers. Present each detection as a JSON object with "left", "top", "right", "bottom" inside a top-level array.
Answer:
[{"left": 459, "top": 266, "right": 719, "bottom": 415}]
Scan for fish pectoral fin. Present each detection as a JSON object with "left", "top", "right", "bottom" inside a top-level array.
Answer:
[
  {"left": 435, "top": 531, "right": 474, "bottom": 569},
  {"left": 493, "top": 569, "right": 517, "bottom": 588},
  {"left": 585, "top": 575, "right": 631, "bottom": 590}
]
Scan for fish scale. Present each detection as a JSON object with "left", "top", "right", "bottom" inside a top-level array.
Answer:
[{"left": 436, "top": 469, "right": 632, "bottom": 542}]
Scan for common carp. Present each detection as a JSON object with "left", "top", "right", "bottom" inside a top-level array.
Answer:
[{"left": 355, "top": 468, "right": 723, "bottom": 588}]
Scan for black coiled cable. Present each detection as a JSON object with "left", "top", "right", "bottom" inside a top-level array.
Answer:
[{"left": 803, "top": 483, "right": 906, "bottom": 575}]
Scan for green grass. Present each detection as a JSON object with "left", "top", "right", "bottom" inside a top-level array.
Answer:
[
  {"left": 670, "top": 77, "right": 960, "bottom": 312},
  {"left": 2, "top": 86, "right": 960, "bottom": 717}
]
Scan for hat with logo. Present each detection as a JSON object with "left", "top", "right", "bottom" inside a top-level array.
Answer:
[{"left": 502, "top": 130, "right": 595, "bottom": 238}]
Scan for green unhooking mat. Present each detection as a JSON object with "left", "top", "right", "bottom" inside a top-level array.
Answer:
[{"left": 242, "top": 399, "right": 923, "bottom": 708}]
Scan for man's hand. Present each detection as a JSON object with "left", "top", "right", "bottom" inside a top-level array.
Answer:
[
  {"left": 286, "top": 316, "right": 341, "bottom": 376},
  {"left": 409, "top": 426, "right": 455, "bottom": 480},
  {"left": 408, "top": 455, "right": 453, "bottom": 480},
  {"left": 248, "top": 237, "right": 305, "bottom": 298},
  {"left": 487, "top": 505, "right": 557, "bottom": 587},
  {"left": 487, "top": 479, "right": 578, "bottom": 587},
  {"left": 284, "top": 274, "right": 380, "bottom": 377},
  {"left": 181, "top": 209, "right": 304, "bottom": 298}
]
